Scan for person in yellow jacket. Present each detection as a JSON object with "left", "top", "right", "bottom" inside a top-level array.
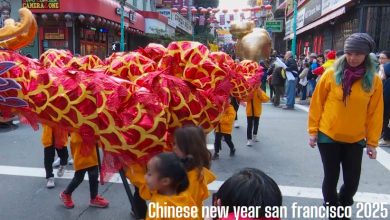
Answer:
[
  {"left": 212, "top": 98, "right": 237, "bottom": 159},
  {"left": 126, "top": 152, "right": 200, "bottom": 220},
  {"left": 246, "top": 88, "right": 270, "bottom": 146},
  {"left": 172, "top": 125, "right": 216, "bottom": 217},
  {"left": 59, "top": 132, "right": 109, "bottom": 209},
  {"left": 41, "top": 124, "right": 69, "bottom": 188},
  {"left": 308, "top": 33, "right": 383, "bottom": 216}
]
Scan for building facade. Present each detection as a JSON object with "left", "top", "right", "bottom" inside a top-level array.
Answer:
[{"left": 284, "top": 0, "right": 390, "bottom": 56}]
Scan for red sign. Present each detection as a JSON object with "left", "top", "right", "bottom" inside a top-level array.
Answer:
[{"left": 22, "top": 0, "right": 60, "bottom": 9}]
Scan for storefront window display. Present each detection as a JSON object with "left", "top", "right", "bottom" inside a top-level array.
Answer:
[{"left": 80, "top": 27, "right": 107, "bottom": 59}]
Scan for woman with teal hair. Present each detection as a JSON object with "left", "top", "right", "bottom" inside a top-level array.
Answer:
[{"left": 308, "top": 33, "right": 383, "bottom": 219}]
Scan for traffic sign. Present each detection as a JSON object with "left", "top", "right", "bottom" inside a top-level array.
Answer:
[{"left": 265, "top": 20, "right": 283, "bottom": 33}]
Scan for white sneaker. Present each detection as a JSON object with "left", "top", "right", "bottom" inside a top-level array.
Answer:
[
  {"left": 57, "top": 165, "right": 65, "bottom": 177},
  {"left": 68, "top": 158, "right": 74, "bottom": 165},
  {"left": 234, "top": 121, "right": 239, "bottom": 128},
  {"left": 246, "top": 140, "right": 253, "bottom": 146},
  {"left": 253, "top": 135, "right": 259, "bottom": 142},
  {"left": 52, "top": 157, "right": 60, "bottom": 167},
  {"left": 46, "top": 177, "right": 55, "bottom": 188}
]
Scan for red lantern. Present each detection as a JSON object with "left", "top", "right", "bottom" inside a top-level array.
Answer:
[
  {"left": 201, "top": 8, "right": 208, "bottom": 14},
  {"left": 254, "top": 6, "right": 261, "bottom": 12},
  {"left": 171, "top": 8, "right": 178, "bottom": 13},
  {"left": 233, "top": 9, "right": 239, "bottom": 13},
  {"left": 191, "top": 8, "right": 197, "bottom": 14},
  {"left": 207, "top": 7, "right": 212, "bottom": 11},
  {"left": 222, "top": 9, "right": 228, "bottom": 14},
  {"left": 212, "top": 8, "right": 219, "bottom": 13},
  {"left": 180, "top": 7, "right": 187, "bottom": 13},
  {"left": 265, "top": 5, "right": 273, "bottom": 10}
]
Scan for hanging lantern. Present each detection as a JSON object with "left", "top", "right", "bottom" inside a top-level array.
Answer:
[
  {"left": 254, "top": 6, "right": 261, "bottom": 12},
  {"left": 78, "top": 14, "right": 85, "bottom": 22},
  {"left": 171, "top": 8, "right": 178, "bottom": 13},
  {"left": 96, "top": 17, "right": 101, "bottom": 24},
  {"left": 265, "top": 5, "right": 273, "bottom": 10},
  {"left": 233, "top": 9, "right": 239, "bottom": 13},
  {"left": 180, "top": 7, "right": 187, "bottom": 13},
  {"left": 64, "top": 13, "right": 72, "bottom": 21},
  {"left": 207, "top": 7, "right": 212, "bottom": 12},
  {"left": 101, "top": 19, "right": 106, "bottom": 25},
  {"left": 191, "top": 8, "right": 197, "bottom": 14},
  {"left": 201, "top": 8, "right": 208, "bottom": 14},
  {"left": 53, "top": 13, "right": 60, "bottom": 21},
  {"left": 222, "top": 9, "right": 228, "bottom": 14},
  {"left": 41, "top": 14, "right": 48, "bottom": 21},
  {"left": 212, "top": 8, "right": 219, "bottom": 13},
  {"left": 89, "top": 16, "right": 95, "bottom": 23}
]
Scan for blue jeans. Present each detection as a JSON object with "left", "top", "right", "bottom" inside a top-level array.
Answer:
[
  {"left": 309, "top": 79, "right": 316, "bottom": 96},
  {"left": 286, "top": 80, "right": 296, "bottom": 108},
  {"left": 301, "top": 85, "right": 307, "bottom": 100}
]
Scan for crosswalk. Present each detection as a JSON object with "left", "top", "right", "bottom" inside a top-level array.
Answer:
[{"left": 0, "top": 164, "right": 389, "bottom": 204}]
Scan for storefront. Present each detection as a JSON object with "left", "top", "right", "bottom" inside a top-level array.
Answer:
[
  {"left": 23, "top": 0, "right": 145, "bottom": 59},
  {"left": 284, "top": 0, "right": 390, "bottom": 55}
]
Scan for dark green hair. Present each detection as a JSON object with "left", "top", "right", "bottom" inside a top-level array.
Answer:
[{"left": 334, "top": 54, "right": 376, "bottom": 92}]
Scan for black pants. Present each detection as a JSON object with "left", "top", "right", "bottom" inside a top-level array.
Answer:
[
  {"left": 214, "top": 132, "right": 235, "bottom": 154},
  {"left": 247, "top": 116, "right": 259, "bottom": 140},
  {"left": 382, "top": 110, "right": 390, "bottom": 140},
  {"left": 318, "top": 143, "right": 363, "bottom": 207},
  {"left": 272, "top": 85, "right": 284, "bottom": 107},
  {"left": 269, "top": 84, "right": 274, "bottom": 99},
  {"left": 231, "top": 97, "right": 239, "bottom": 120},
  {"left": 44, "top": 146, "right": 68, "bottom": 179},
  {"left": 64, "top": 165, "right": 99, "bottom": 199}
]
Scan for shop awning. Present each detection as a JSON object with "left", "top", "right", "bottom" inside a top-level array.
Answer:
[
  {"left": 28, "top": 0, "right": 145, "bottom": 32},
  {"left": 284, "top": 6, "right": 346, "bottom": 40}
]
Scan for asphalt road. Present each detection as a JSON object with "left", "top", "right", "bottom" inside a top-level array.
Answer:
[{"left": 0, "top": 103, "right": 389, "bottom": 220}]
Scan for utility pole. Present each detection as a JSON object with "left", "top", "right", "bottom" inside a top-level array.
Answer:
[
  {"left": 120, "top": 0, "right": 125, "bottom": 52},
  {"left": 291, "top": 0, "right": 297, "bottom": 59}
]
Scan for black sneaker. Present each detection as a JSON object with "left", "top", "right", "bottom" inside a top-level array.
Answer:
[
  {"left": 230, "top": 148, "right": 236, "bottom": 157},
  {"left": 212, "top": 153, "right": 219, "bottom": 160}
]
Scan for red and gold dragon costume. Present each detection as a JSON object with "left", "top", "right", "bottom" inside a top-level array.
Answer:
[{"left": 0, "top": 8, "right": 264, "bottom": 174}]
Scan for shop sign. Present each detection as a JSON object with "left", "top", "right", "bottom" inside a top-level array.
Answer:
[
  {"left": 297, "top": 8, "right": 305, "bottom": 29},
  {"left": 116, "top": 8, "right": 136, "bottom": 23},
  {"left": 22, "top": 0, "right": 60, "bottom": 9},
  {"left": 157, "top": 9, "right": 177, "bottom": 27},
  {"left": 285, "top": 19, "right": 292, "bottom": 36},
  {"left": 304, "top": 0, "right": 322, "bottom": 25},
  {"left": 173, "top": 13, "right": 192, "bottom": 34},
  {"left": 265, "top": 20, "right": 283, "bottom": 33},
  {"left": 321, "top": 0, "right": 352, "bottom": 16}
]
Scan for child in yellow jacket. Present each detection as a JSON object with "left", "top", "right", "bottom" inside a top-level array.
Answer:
[
  {"left": 172, "top": 125, "right": 216, "bottom": 217},
  {"left": 59, "top": 132, "right": 109, "bottom": 209},
  {"left": 127, "top": 152, "right": 200, "bottom": 220},
  {"left": 212, "top": 98, "right": 237, "bottom": 159},
  {"left": 246, "top": 88, "right": 270, "bottom": 146},
  {"left": 41, "top": 124, "right": 69, "bottom": 188}
]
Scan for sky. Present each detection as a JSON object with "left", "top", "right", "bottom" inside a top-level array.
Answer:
[{"left": 217, "top": 0, "right": 250, "bottom": 12}]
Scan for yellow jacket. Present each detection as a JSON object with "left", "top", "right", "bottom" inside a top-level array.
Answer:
[
  {"left": 126, "top": 164, "right": 201, "bottom": 220},
  {"left": 41, "top": 124, "right": 68, "bottom": 148},
  {"left": 246, "top": 88, "right": 270, "bottom": 117},
  {"left": 69, "top": 132, "right": 98, "bottom": 171},
  {"left": 308, "top": 69, "right": 383, "bottom": 146},
  {"left": 185, "top": 168, "right": 216, "bottom": 216},
  {"left": 215, "top": 104, "right": 236, "bottom": 134}
]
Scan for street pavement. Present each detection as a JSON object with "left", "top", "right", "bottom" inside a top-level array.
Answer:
[{"left": 0, "top": 103, "right": 389, "bottom": 220}]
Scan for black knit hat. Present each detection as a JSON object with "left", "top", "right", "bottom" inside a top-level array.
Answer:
[{"left": 344, "top": 33, "right": 375, "bottom": 55}]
